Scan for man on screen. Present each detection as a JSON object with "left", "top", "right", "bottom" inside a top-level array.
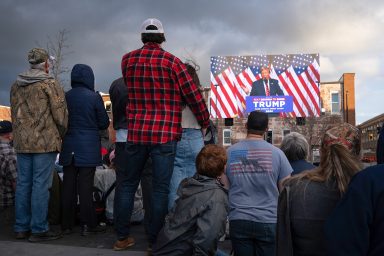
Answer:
[{"left": 250, "top": 66, "right": 284, "bottom": 96}]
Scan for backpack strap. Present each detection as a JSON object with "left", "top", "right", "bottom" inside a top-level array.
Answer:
[{"left": 102, "top": 181, "right": 116, "bottom": 202}]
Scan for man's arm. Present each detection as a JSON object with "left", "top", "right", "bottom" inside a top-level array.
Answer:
[
  {"left": 272, "top": 79, "right": 284, "bottom": 96},
  {"left": 174, "top": 62, "right": 210, "bottom": 128},
  {"left": 46, "top": 80, "right": 68, "bottom": 138},
  {"left": 193, "top": 200, "right": 228, "bottom": 255},
  {"left": 94, "top": 93, "right": 110, "bottom": 130},
  {"left": 249, "top": 80, "right": 260, "bottom": 96}
]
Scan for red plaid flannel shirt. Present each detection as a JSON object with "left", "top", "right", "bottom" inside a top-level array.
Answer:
[{"left": 121, "top": 43, "right": 210, "bottom": 144}]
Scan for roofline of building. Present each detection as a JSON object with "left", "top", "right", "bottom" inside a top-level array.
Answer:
[
  {"left": 320, "top": 81, "right": 342, "bottom": 85},
  {"left": 357, "top": 113, "right": 384, "bottom": 128}
]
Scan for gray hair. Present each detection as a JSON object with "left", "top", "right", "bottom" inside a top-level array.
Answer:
[{"left": 280, "top": 132, "right": 309, "bottom": 161}]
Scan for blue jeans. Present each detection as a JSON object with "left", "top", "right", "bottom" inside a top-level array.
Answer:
[
  {"left": 114, "top": 142, "right": 153, "bottom": 236},
  {"left": 168, "top": 129, "right": 204, "bottom": 210},
  {"left": 230, "top": 220, "right": 276, "bottom": 256},
  {"left": 14, "top": 153, "right": 57, "bottom": 233},
  {"left": 114, "top": 141, "right": 176, "bottom": 244}
]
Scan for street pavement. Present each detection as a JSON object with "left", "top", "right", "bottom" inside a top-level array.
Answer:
[{"left": 0, "top": 219, "right": 232, "bottom": 255}]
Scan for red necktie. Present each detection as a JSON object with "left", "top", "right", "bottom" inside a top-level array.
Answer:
[{"left": 265, "top": 81, "right": 270, "bottom": 96}]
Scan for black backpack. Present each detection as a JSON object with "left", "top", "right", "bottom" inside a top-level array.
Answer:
[
  {"left": 76, "top": 181, "right": 116, "bottom": 224},
  {"left": 204, "top": 120, "right": 217, "bottom": 145}
]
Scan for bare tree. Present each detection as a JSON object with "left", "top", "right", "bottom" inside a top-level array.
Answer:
[
  {"left": 45, "top": 29, "right": 72, "bottom": 88},
  {"left": 282, "top": 114, "right": 342, "bottom": 162}
]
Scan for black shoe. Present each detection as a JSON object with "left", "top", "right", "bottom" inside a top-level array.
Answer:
[
  {"left": 15, "top": 231, "right": 30, "bottom": 239},
  {"left": 28, "top": 230, "right": 62, "bottom": 242},
  {"left": 81, "top": 225, "right": 106, "bottom": 236},
  {"left": 61, "top": 228, "right": 73, "bottom": 235}
]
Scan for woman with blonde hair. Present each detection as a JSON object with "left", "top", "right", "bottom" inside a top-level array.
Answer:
[{"left": 276, "top": 123, "right": 362, "bottom": 256}]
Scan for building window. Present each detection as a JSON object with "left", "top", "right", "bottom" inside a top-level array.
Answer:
[
  {"left": 331, "top": 92, "right": 340, "bottom": 114},
  {"left": 223, "top": 129, "right": 232, "bottom": 146}
]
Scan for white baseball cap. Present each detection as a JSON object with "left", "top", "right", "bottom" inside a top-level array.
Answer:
[{"left": 141, "top": 18, "right": 164, "bottom": 34}]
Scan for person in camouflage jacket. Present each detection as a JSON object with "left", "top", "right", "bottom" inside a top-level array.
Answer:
[{"left": 10, "top": 48, "right": 68, "bottom": 242}]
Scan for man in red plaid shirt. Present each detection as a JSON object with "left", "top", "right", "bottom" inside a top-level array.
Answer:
[{"left": 113, "top": 18, "right": 210, "bottom": 252}]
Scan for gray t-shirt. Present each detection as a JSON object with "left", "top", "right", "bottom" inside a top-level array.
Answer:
[{"left": 226, "top": 139, "right": 292, "bottom": 223}]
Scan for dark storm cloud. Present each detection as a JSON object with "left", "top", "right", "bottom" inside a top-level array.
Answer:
[{"left": 1, "top": 0, "right": 384, "bottom": 122}]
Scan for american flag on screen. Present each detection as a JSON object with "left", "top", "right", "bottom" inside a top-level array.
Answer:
[{"left": 210, "top": 54, "right": 320, "bottom": 118}]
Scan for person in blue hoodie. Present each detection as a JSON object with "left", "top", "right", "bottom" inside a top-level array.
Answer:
[
  {"left": 325, "top": 164, "right": 384, "bottom": 256},
  {"left": 59, "top": 64, "right": 110, "bottom": 236}
]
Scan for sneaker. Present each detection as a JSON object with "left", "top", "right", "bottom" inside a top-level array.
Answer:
[
  {"left": 61, "top": 228, "right": 73, "bottom": 235},
  {"left": 15, "top": 231, "right": 30, "bottom": 239},
  {"left": 113, "top": 237, "right": 135, "bottom": 251},
  {"left": 81, "top": 225, "right": 106, "bottom": 236},
  {"left": 28, "top": 230, "right": 62, "bottom": 242},
  {"left": 147, "top": 243, "right": 153, "bottom": 256}
]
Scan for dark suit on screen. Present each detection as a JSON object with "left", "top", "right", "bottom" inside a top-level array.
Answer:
[{"left": 250, "top": 78, "right": 284, "bottom": 96}]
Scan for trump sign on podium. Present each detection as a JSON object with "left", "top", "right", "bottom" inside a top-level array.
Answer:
[{"left": 246, "top": 96, "right": 293, "bottom": 113}]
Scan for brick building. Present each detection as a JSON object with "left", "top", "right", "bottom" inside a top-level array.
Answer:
[
  {"left": 357, "top": 113, "right": 384, "bottom": 162},
  {"left": 0, "top": 105, "right": 11, "bottom": 121}
]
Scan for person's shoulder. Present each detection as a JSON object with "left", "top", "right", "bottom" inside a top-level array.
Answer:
[
  {"left": 122, "top": 48, "right": 143, "bottom": 59},
  {"left": 161, "top": 49, "right": 181, "bottom": 64},
  {"left": 40, "top": 78, "right": 61, "bottom": 89},
  {"left": 269, "top": 143, "right": 285, "bottom": 154},
  {"left": 227, "top": 140, "right": 248, "bottom": 150},
  {"left": 353, "top": 165, "right": 384, "bottom": 185},
  {"left": 109, "top": 77, "right": 125, "bottom": 93}
]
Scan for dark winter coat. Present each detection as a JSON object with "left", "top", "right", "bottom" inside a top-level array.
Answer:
[
  {"left": 290, "top": 160, "right": 316, "bottom": 176},
  {"left": 109, "top": 77, "right": 128, "bottom": 130},
  {"left": 325, "top": 165, "right": 384, "bottom": 256},
  {"left": 376, "top": 127, "right": 384, "bottom": 164},
  {"left": 59, "top": 64, "right": 110, "bottom": 167},
  {"left": 153, "top": 174, "right": 229, "bottom": 256}
]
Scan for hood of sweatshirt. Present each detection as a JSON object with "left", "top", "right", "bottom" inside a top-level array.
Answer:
[
  {"left": 177, "top": 173, "right": 227, "bottom": 199},
  {"left": 70, "top": 64, "right": 95, "bottom": 91},
  {"left": 16, "top": 68, "right": 53, "bottom": 87}
]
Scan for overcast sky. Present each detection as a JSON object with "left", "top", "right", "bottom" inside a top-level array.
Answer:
[{"left": 1, "top": 0, "right": 383, "bottom": 124}]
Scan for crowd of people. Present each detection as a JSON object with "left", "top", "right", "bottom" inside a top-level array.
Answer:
[{"left": 1, "top": 17, "right": 384, "bottom": 256}]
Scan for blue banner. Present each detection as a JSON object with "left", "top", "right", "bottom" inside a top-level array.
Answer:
[{"left": 246, "top": 96, "right": 293, "bottom": 113}]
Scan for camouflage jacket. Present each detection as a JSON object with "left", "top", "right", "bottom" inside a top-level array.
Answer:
[{"left": 10, "top": 69, "right": 68, "bottom": 153}]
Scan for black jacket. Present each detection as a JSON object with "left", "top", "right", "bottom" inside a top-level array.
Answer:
[
  {"left": 325, "top": 165, "right": 384, "bottom": 256},
  {"left": 377, "top": 127, "right": 384, "bottom": 164},
  {"left": 154, "top": 174, "right": 229, "bottom": 256},
  {"left": 250, "top": 78, "right": 284, "bottom": 96},
  {"left": 109, "top": 77, "right": 128, "bottom": 130}
]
